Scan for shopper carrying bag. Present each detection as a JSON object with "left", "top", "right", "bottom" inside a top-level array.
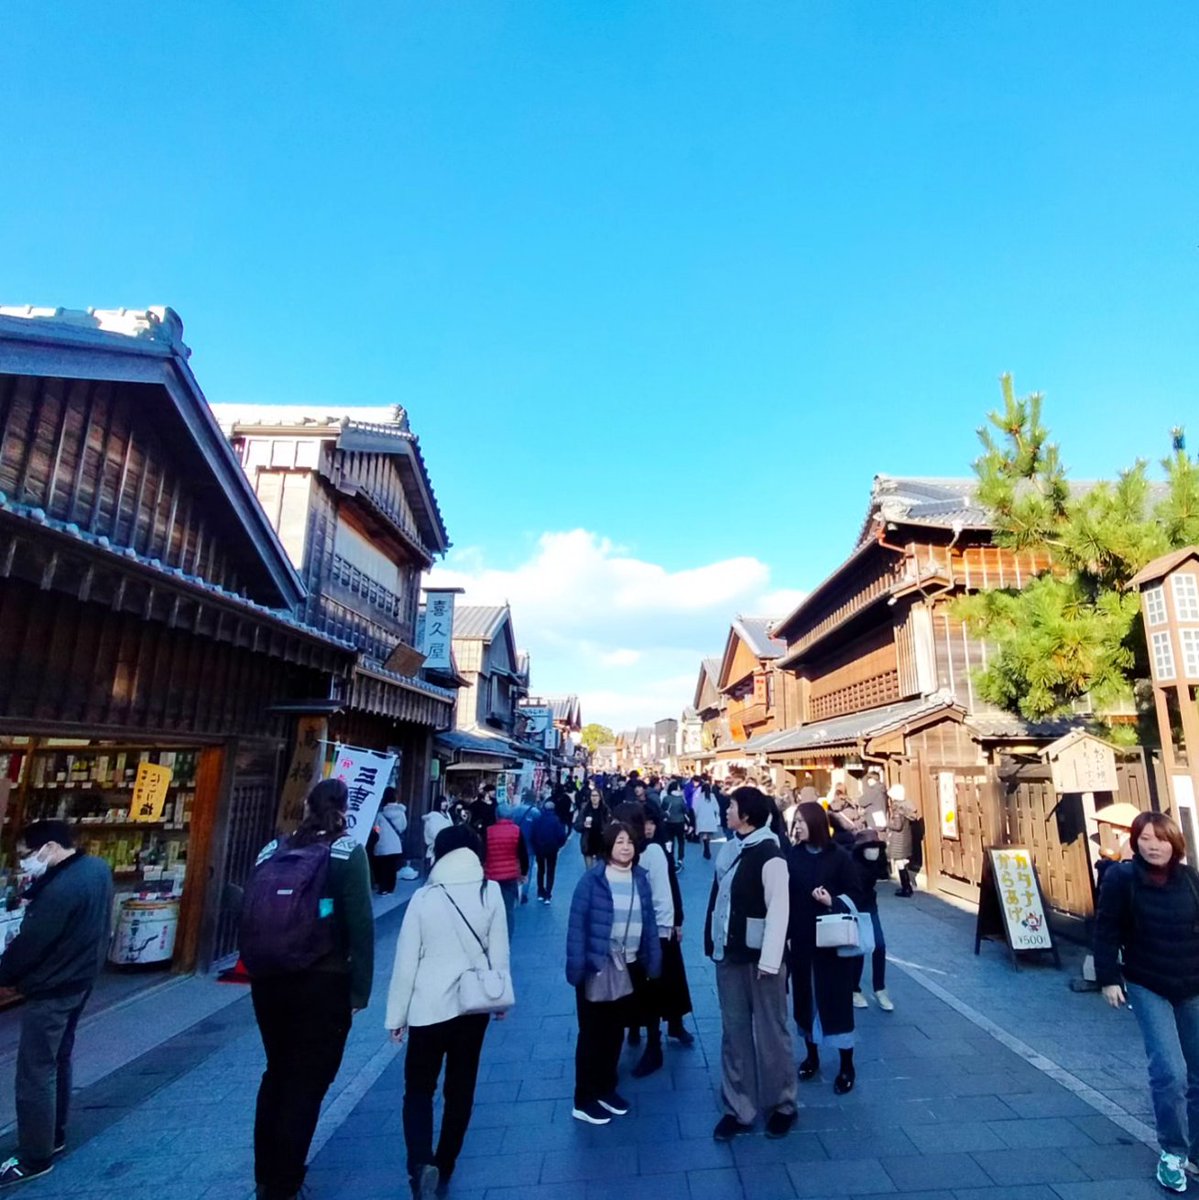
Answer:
[{"left": 387, "top": 825, "right": 511, "bottom": 1199}]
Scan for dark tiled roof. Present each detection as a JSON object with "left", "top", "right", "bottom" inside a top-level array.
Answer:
[
  {"left": 758, "top": 695, "right": 962, "bottom": 756},
  {"left": 964, "top": 713, "right": 1086, "bottom": 740}
]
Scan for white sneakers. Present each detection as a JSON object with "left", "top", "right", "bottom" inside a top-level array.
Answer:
[
  {"left": 853, "top": 989, "right": 895, "bottom": 1011},
  {"left": 1159, "top": 1153, "right": 1187, "bottom": 1192}
]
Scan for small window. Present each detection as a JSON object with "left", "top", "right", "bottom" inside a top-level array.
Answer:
[
  {"left": 1182, "top": 628, "right": 1199, "bottom": 679},
  {"left": 1152, "top": 630, "right": 1176, "bottom": 681},
  {"left": 1174, "top": 574, "right": 1199, "bottom": 622},
  {"left": 270, "top": 439, "right": 296, "bottom": 468},
  {"left": 1145, "top": 585, "right": 1168, "bottom": 627}
]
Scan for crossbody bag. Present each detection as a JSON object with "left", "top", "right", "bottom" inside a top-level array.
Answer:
[{"left": 439, "top": 886, "right": 515, "bottom": 1014}]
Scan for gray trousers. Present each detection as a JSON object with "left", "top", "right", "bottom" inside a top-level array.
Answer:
[
  {"left": 716, "top": 961, "right": 796, "bottom": 1124},
  {"left": 16, "top": 989, "right": 90, "bottom": 1165}
]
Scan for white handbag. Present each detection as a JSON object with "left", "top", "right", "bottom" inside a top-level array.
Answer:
[
  {"left": 815, "top": 895, "right": 868, "bottom": 958},
  {"left": 440, "top": 887, "right": 515, "bottom": 1014}
]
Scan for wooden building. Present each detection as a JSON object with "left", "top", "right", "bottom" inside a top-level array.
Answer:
[
  {"left": 442, "top": 605, "right": 541, "bottom": 798},
  {"left": 750, "top": 474, "right": 1135, "bottom": 920},
  {"left": 0, "top": 307, "right": 355, "bottom": 971},
  {"left": 691, "top": 657, "right": 728, "bottom": 776},
  {"left": 217, "top": 406, "right": 457, "bottom": 840}
]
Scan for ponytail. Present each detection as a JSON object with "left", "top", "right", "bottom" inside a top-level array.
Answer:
[{"left": 291, "top": 778, "right": 349, "bottom": 846}]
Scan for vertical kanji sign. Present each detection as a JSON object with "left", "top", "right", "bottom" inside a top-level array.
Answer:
[
  {"left": 422, "top": 590, "right": 457, "bottom": 672},
  {"left": 275, "top": 716, "right": 328, "bottom": 836},
  {"left": 131, "top": 762, "right": 173, "bottom": 823},
  {"left": 330, "top": 745, "right": 396, "bottom": 846}
]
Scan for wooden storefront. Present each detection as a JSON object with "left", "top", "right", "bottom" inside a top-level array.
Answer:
[{"left": 0, "top": 309, "right": 355, "bottom": 971}]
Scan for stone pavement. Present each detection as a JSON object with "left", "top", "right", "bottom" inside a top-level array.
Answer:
[
  {"left": 0, "top": 841, "right": 1165, "bottom": 1200},
  {"left": 308, "top": 844, "right": 1162, "bottom": 1200}
]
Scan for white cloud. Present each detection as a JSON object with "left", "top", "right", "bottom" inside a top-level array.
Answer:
[{"left": 427, "top": 529, "right": 806, "bottom": 731}]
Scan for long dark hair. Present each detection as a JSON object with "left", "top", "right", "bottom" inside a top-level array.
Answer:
[
  {"left": 795, "top": 800, "right": 832, "bottom": 849},
  {"left": 292, "top": 778, "right": 349, "bottom": 846}
]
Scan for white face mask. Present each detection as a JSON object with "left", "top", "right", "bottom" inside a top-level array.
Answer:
[
  {"left": 863, "top": 847, "right": 881, "bottom": 861},
  {"left": 20, "top": 851, "right": 48, "bottom": 879}
]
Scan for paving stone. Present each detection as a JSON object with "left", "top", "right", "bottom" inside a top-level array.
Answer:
[
  {"left": 902, "top": 1122, "right": 1006, "bottom": 1155},
  {"left": 986, "top": 1117, "right": 1101, "bottom": 1150},
  {"left": 737, "top": 1162, "right": 799, "bottom": 1197},
  {"left": 970, "top": 1149, "right": 1090, "bottom": 1186},
  {"left": 1058, "top": 1142, "right": 1157, "bottom": 1181},
  {"left": 688, "top": 1166, "right": 746, "bottom": 1200},
  {"left": 881, "top": 1152, "right": 993, "bottom": 1191},
  {"left": 787, "top": 1157, "right": 896, "bottom": 1195}
]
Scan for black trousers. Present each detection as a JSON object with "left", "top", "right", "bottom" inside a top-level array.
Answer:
[
  {"left": 574, "top": 984, "right": 637, "bottom": 1106},
  {"left": 536, "top": 849, "right": 559, "bottom": 898},
  {"left": 372, "top": 853, "right": 401, "bottom": 893},
  {"left": 665, "top": 823, "right": 686, "bottom": 863},
  {"left": 252, "top": 971, "right": 352, "bottom": 1198},
  {"left": 403, "top": 1014, "right": 490, "bottom": 1181}
]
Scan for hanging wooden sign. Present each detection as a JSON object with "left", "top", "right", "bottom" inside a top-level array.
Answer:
[{"left": 974, "top": 847, "right": 1061, "bottom": 969}]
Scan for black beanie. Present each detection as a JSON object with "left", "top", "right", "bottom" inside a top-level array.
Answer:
[{"left": 434, "top": 824, "right": 483, "bottom": 864}]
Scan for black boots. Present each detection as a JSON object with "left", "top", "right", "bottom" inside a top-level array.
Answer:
[
  {"left": 632, "top": 1031, "right": 664, "bottom": 1078},
  {"left": 667, "top": 1020, "right": 695, "bottom": 1047},
  {"left": 895, "top": 868, "right": 913, "bottom": 897},
  {"left": 797, "top": 1040, "right": 820, "bottom": 1081},
  {"left": 834, "top": 1048, "right": 856, "bottom": 1094}
]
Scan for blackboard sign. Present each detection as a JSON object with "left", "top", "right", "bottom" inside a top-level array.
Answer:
[{"left": 974, "top": 847, "right": 1061, "bottom": 969}]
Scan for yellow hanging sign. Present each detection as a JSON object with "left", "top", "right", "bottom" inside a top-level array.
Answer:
[{"left": 131, "top": 762, "right": 173, "bottom": 823}]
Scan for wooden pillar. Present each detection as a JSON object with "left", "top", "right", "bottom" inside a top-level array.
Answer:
[{"left": 173, "top": 743, "right": 226, "bottom": 973}]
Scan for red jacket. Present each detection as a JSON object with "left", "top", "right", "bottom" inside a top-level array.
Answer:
[{"left": 484, "top": 820, "right": 528, "bottom": 882}]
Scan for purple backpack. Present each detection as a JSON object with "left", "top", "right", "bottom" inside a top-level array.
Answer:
[{"left": 239, "top": 838, "right": 336, "bottom": 975}]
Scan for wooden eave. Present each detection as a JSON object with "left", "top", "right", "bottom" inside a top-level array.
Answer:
[
  {"left": 0, "top": 506, "right": 355, "bottom": 676},
  {"left": 331, "top": 478, "right": 435, "bottom": 568},
  {"left": 0, "top": 328, "right": 306, "bottom": 610}
]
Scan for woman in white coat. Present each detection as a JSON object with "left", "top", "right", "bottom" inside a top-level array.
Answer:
[
  {"left": 692, "top": 782, "right": 721, "bottom": 859},
  {"left": 387, "top": 825, "right": 511, "bottom": 1199},
  {"left": 422, "top": 796, "right": 454, "bottom": 870}
]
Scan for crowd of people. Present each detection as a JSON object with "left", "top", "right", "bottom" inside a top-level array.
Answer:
[{"left": 2, "top": 762, "right": 1195, "bottom": 1200}]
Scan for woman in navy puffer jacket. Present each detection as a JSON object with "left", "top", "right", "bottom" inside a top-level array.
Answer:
[{"left": 566, "top": 821, "right": 661, "bottom": 1127}]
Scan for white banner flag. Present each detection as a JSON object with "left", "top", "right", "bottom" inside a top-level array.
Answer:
[{"left": 330, "top": 744, "right": 397, "bottom": 846}]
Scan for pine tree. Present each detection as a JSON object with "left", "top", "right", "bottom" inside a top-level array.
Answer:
[{"left": 954, "top": 377, "right": 1199, "bottom": 728}]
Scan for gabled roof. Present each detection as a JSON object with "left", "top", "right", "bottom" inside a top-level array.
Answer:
[
  {"left": 549, "top": 695, "right": 581, "bottom": 726},
  {"left": 453, "top": 605, "right": 510, "bottom": 641},
  {"left": 1130, "top": 547, "right": 1199, "bottom": 589},
  {"left": 212, "top": 404, "right": 449, "bottom": 555},
  {"left": 735, "top": 616, "right": 786, "bottom": 659},
  {"left": 0, "top": 305, "right": 306, "bottom": 610},
  {"left": 693, "top": 656, "right": 724, "bottom": 712},
  {"left": 855, "top": 475, "right": 989, "bottom": 547},
  {"left": 719, "top": 615, "right": 786, "bottom": 693}
]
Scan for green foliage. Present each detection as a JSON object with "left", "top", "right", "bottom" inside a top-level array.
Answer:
[
  {"left": 955, "top": 378, "right": 1199, "bottom": 721},
  {"left": 579, "top": 723, "right": 615, "bottom": 753}
]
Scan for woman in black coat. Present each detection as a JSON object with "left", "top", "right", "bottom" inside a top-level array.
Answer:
[
  {"left": 787, "top": 800, "right": 864, "bottom": 1095},
  {"left": 573, "top": 786, "right": 610, "bottom": 868}
]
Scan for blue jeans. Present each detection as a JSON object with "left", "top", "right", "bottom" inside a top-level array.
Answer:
[
  {"left": 852, "top": 910, "right": 887, "bottom": 993},
  {"left": 1128, "top": 982, "right": 1199, "bottom": 1158},
  {"left": 498, "top": 880, "right": 519, "bottom": 938}
]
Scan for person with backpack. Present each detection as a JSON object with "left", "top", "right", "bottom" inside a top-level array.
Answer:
[
  {"left": 372, "top": 787, "right": 408, "bottom": 895},
  {"left": 241, "top": 779, "right": 374, "bottom": 1200},
  {"left": 0, "top": 821, "right": 112, "bottom": 1189},
  {"left": 531, "top": 799, "right": 569, "bottom": 903},
  {"left": 662, "top": 781, "right": 689, "bottom": 870},
  {"left": 387, "top": 824, "right": 511, "bottom": 1199},
  {"left": 1095, "top": 811, "right": 1199, "bottom": 1195}
]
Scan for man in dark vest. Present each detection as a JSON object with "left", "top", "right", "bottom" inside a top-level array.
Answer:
[{"left": 704, "top": 787, "right": 795, "bottom": 1144}]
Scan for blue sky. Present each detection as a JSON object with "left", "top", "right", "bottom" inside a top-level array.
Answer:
[{"left": 3, "top": 3, "right": 1198, "bottom": 727}]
